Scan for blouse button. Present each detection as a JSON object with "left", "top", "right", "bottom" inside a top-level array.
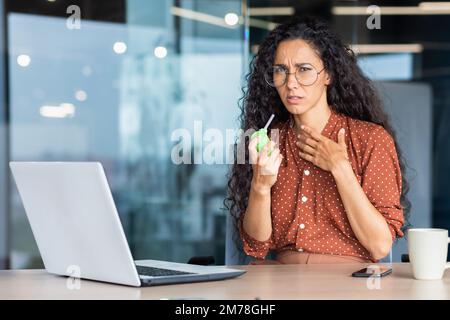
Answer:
[
  {"left": 304, "top": 169, "right": 310, "bottom": 176},
  {"left": 299, "top": 223, "right": 305, "bottom": 229},
  {"left": 301, "top": 196, "right": 308, "bottom": 203}
]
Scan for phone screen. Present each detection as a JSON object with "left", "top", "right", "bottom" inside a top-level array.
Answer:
[{"left": 351, "top": 266, "right": 392, "bottom": 277}]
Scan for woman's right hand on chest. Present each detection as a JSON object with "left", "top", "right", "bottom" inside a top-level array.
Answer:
[{"left": 248, "top": 138, "right": 283, "bottom": 194}]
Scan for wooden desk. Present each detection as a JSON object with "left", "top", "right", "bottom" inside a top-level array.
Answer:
[{"left": 0, "top": 263, "right": 449, "bottom": 299}]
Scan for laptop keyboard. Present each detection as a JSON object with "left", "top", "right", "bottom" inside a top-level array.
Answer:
[{"left": 136, "top": 265, "right": 196, "bottom": 277}]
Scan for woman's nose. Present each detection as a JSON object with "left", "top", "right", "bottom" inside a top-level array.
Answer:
[{"left": 286, "top": 72, "right": 299, "bottom": 89}]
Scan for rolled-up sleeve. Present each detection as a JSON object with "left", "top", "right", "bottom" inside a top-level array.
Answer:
[
  {"left": 239, "top": 216, "right": 272, "bottom": 259},
  {"left": 361, "top": 126, "right": 405, "bottom": 240}
]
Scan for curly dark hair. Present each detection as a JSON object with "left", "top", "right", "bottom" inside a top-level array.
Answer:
[{"left": 223, "top": 16, "right": 411, "bottom": 259}]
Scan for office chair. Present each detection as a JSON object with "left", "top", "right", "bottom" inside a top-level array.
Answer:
[{"left": 187, "top": 256, "right": 215, "bottom": 266}]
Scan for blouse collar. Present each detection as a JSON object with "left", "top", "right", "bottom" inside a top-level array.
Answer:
[{"left": 287, "top": 108, "right": 340, "bottom": 140}]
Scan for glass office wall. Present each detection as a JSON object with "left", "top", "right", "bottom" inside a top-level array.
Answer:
[{"left": 7, "top": 0, "right": 246, "bottom": 268}]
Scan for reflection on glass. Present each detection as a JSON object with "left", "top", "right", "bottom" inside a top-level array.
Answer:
[{"left": 9, "top": 0, "right": 244, "bottom": 268}]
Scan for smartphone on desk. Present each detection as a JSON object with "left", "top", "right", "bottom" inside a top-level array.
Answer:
[{"left": 351, "top": 265, "right": 392, "bottom": 278}]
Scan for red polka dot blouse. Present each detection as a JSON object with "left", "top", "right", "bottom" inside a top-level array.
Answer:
[{"left": 240, "top": 109, "right": 405, "bottom": 262}]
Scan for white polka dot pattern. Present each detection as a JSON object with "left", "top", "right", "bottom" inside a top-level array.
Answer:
[{"left": 239, "top": 109, "right": 405, "bottom": 263}]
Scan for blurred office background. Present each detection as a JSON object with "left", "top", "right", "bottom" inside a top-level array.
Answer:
[{"left": 0, "top": 0, "right": 449, "bottom": 269}]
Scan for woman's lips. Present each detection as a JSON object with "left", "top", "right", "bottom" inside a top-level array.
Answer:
[{"left": 287, "top": 96, "right": 304, "bottom": 104}]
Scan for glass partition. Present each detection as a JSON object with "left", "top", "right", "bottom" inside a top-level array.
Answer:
[{"left": 8, "top": 0, "right": 246, "bottom": 268}]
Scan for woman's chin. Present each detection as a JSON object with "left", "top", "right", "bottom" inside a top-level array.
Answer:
[{"left": 284, "top": 103, "right": 310, "bottom": 115}]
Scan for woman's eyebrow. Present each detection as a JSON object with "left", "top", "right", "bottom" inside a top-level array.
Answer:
[
  {"left": 273, "top": 62, "right": 312, "bottom": 67},
  {"left": 295, "top": 63, "right": 313, "bottom": 67}
]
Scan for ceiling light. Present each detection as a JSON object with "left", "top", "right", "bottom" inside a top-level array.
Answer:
[
  {"left": 40, "top": 103, "right": 75, "bottom": 118},
  {"left": 113, "top": 42, "right": 127, "bottom": 54},
  {"left": 350, "top": 44, "right": 423, "bottom": 54},
  {"left": 333, "top": 5, "right": 450, "bottom": 15},
  {"left": 419, "top": 2, "right": 450, "bottom": 10},
  {"left": 75, "top": 90, "right": 87, "bottom": 101},
  {"left": 224, "top": 13, "right": 239, "bottom": 26},
  {"left": 17, "top": 54, "right": 31, "bottom": 67},
  {"left": 154, "top": 46, "right": 167, "bottom": 59},
  {"left": 248, "top": 7, "right": 294, "bottom": 16}
]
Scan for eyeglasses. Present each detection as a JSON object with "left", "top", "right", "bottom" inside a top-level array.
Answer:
[{"left": 264, "top": 63, "right": 325, "bottom": 88}]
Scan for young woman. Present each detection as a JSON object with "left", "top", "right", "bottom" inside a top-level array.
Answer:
[{"left": 225, "top": 17, "right": 410, "bottom": 264}]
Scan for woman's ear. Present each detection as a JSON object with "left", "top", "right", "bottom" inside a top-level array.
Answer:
[{"left": 324, "top": 71, "right": 331, "bottom": 86}]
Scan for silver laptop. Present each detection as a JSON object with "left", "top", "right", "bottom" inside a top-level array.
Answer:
[{"left": 9, "top": 161, "right": 245, "bottom": 287}]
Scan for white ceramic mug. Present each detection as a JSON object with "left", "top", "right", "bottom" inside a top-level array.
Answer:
[{"left": 408, "top": 228, "right": 450, "bottom": 280}]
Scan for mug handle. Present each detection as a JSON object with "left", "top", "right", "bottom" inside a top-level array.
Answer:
[
  {"left": 445, "top": 237, "right": 450, "bottom": 269},
  {"left": 447, "top": 238, "right": 450, "bottom": 271}
]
